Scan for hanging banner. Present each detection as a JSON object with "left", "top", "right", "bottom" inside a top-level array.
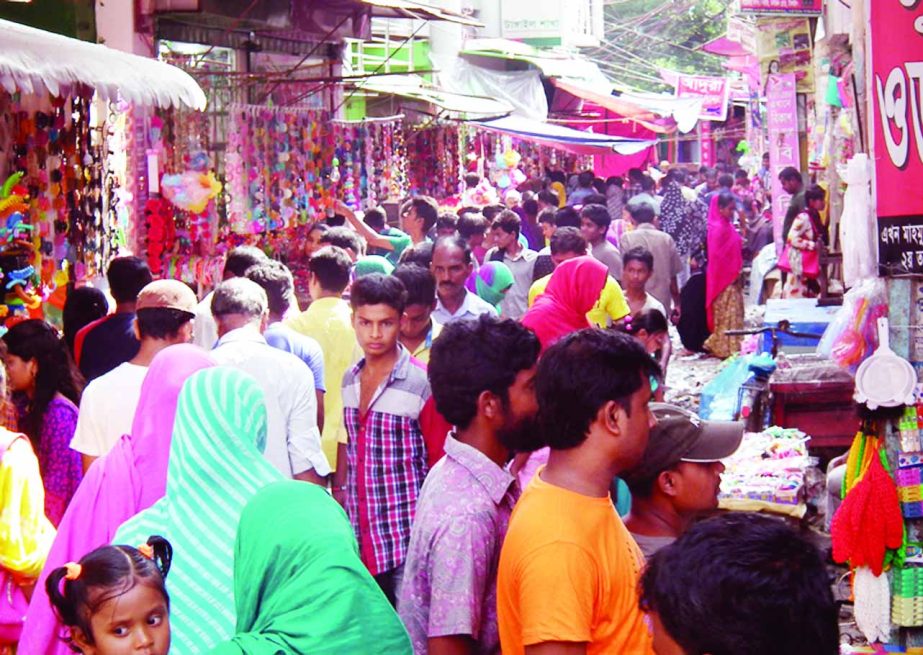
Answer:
[
  {"left": 739, "top": 0, "right": 822, "bottom": 15},
  {"left": 756, "top": 18, "right": 815, "bottom": 93},
  {"left": 766, "top": 73, "right": 799, "bottom": 253},
  {"left": 700, "top": 120, "right": 715, "bottom": 166},
  {"left": 872, "top": 0, "right": 923, "bottom": 276},
  {"left": 675, "top": 74, "right": 730, "bottom": 122}
]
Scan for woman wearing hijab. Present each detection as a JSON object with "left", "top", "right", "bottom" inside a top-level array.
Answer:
[
  {"left": 209, "top": 481, "right": 411, "bottom": 655},
  {"left": 114, "top": 367, "right": 285, "bottom": 653},
  {"left": 465, "top": 260, "right": 514, "bottom": 311},
  {"left": 521, "top": 256, "right": 608, "bottom": 352},
  {"left": 21, "top": 344, "right": 215, "bottom": 655},
  {"left": 703, "top": 192, "right": 744, "bottom": 358}
]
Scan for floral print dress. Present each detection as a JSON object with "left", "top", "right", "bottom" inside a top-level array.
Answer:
[{"left": 783, "top": 211, "right": 819, "bottom": 299}]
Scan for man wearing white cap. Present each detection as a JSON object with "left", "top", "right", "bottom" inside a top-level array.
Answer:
[
  {"left": 71, "top": 279, "right": 197, "bottom": 472},
  {"left": 623, "top": 403, "right": 744, "bottom": 559}
]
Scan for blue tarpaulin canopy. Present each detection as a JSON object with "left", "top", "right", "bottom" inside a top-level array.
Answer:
[{"left": 469, "top": 116, "right": 656, "bottom": 156}]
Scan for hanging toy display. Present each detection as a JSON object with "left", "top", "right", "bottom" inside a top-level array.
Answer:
[
  {"left": 0, "top": 173, "right": 42, "bottom": 328},
  {"left": 489, "top": 139, "right": 527, "bottom": 200}
]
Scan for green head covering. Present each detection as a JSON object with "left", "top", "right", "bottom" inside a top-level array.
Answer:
[
  {"left": 113, "top": 367, "right": 284, "bottom": 653},
  {"left": 467, "top": 261, "right": 514, "bottom": 308},
  {"left": 209, "top": 480, "right": 412, "bottom": 655},
  {"left": 355, "top": 255, "right": 395, "bottom": 277}
]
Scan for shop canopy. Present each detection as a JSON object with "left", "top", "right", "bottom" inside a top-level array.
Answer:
[
  {"left": 353, "top": 75, "right": 514, "bottom": 119},
  {"left": 0, "top": 19, "right": 207, "bottom": 110},
  {"left": 359, "top": 0, "right": 484, "bottom": 26},
  {"left": 469, "top": 116, "right": 656, "bottom": 156}
]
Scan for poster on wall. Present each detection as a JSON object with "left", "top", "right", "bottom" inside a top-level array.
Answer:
[
  {"left": 766, "top": 73, "right": 799, "bottom": 253},
  {"left": 756, "top": 18, "right": 814, "bottom": 93},
  {"left": 872, "top": 0, "right": 923, "bottom": 275},
  {"left": 674, "top": 75, "right": 730, "bottom": 122}
]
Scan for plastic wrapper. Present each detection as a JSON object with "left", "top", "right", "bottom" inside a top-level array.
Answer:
[{"left": 817, "top": 278, "right": 889, "bottom": 374}]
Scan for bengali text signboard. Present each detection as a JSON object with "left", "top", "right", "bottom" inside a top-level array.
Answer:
[
  {"left": 766, "top": 73, "right": 799, "bottom": 253},
  {"left": 675, "top": 75, "right": 730, "bottom": 122},
  {"left": 739, "top": 0, "right": 822, "bottom": 15}
]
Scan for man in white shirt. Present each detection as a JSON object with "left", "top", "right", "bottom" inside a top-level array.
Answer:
[
  {"left": 484, "top": 210, "right": 537, "bottom": 320},
  {"left": 431, "top": 236, "right": 497, "bottom": 324},
  {"left": 71, "top": 279, "right": 197, "bottom": 472},
  {"left": 210, "top": 277, "right": 330, "bottom": 485},
  {"left": 193, "top": 246, "right": 268, "bottom": 349}
]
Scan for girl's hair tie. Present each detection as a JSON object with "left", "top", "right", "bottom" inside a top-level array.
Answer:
[
  {"left": 137, "top": 544, "right": 154, "bottom": 560},
  {"left": 63, "top": 562, "right": 82, "bottom": 581}
]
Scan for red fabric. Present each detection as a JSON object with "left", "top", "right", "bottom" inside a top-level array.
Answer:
[
  {"left": 420, "top": 396, "right": 451, "bottom": 469},
  {"left": 521, "top": 256, "right": 608, "bottom": 352},
  {"left": 830, "top": 454, "right": 903, "bottom": 576},
  {"left": 72, "top": 315, "right": 110, "bottom": 366},
  {"left": 705, "top": 194, "right": 743, "bottom": 331}
]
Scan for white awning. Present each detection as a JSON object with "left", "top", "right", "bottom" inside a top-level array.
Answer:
[
  {"left": 354, "top": 75, "right": 513, "bottom": 119},
  {"left": 0, "top": 19, "right": 207, "bottom": 110}
]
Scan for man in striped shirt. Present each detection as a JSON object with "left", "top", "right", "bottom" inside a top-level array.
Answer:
[{"left": 334, "top": 273, "right": 448, "bottom": 605}]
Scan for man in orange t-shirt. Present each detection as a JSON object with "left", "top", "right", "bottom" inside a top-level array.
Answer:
[{"left": 498, "top": 329, "right": 661, "bottom": 655}]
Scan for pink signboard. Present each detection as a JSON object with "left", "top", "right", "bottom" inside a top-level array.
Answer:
[
  {"left": 739, "top": 0, "right": 822, "bottom": 15},
  {"left": 765, "top": 73, "right": 799, "bottom": 253},
  {"left": 872, "top": 0, "right": 923, "bottom": 275},
  {"left": 700, "top": 121, "right": 715, "bottom": 167},
  {"left": 675, "top": 75, "right": 730, "bottom": 122}
]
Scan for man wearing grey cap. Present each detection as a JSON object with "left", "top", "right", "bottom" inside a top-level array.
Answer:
[
  {"left": 623, "top": 403, "right": 743, "bottom": 559},
  {"left": 71, "top": 279, "right": 197, "bottom": 472}
]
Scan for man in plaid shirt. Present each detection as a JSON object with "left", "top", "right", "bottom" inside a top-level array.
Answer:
[{"left": 334, "top": 273, "right": 447, "bottom": 604}]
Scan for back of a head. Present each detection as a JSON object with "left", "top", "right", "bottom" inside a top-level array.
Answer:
[
  {"left": 482, "top": 204, "right": 505, "bottom": 222},
  {"left": 392, "top": 264, "right": 436, "bottom": 307},
  {"left": 363, "top": 207, "right": 387, "bottom": 232},
  {"left": 492, "top": 210, "right": 521, "bottom": 235},
  {"left": 718, "top": 173, "right": 734, "bottom": 189},
  {"left": 211, "top": 277, "right": 268, "bottom": 319},
  {"left": 581, "top": 203, "right": 611, "bottom": 230},
  {"left": 310, "top": 246, "right": 352, "bottom": 294},
  {"left": 670, "top": 168, "right": 687, "bottom": 186},
  {"left": 457, "top": 213, "right": 488, "bottom": 241},
  {"left": 554, "top": 206, "right": 581, "bottom": 229},
  {"left": 535, "top": 329, "right": 659, "bottom": 450},
  {"left": 244, "top": 260, "right": 295, "bottom": 317},
  {"left": 436, "top": 212, "right": 459, "bottom": 234},
  {"left": 628, "top": 168, "right": 644, "bottom": 183},
  {"left": 549, "top": 227, "right": 587, "bottom": 256},
  {"left": 107, "top": 256, "right": 153, "bottom": 305},
  {"left": 399, "top": 241, "right": 436, "bottom": 268},
  {"left": 716, "top": 190, "right": 737, "bottom": 211},
  {"left": 641, "top": 512, "right": 838, "bottom": 655},
  {"left": 224, "top": 246, "right": 268, "bottom": 279},
  {"left": 734, "top": 168, "right": 748, "bottom": 183},
  {"left": 630, "top": 204, "right": 656, "bottom": 225},
  {"left": 522, "top": 197, "right": 539, "bottom": 218},
  {"left": 321, "top": 226, "right": 366, "bottom": 257},
  {"left": 640, "top": 175, "right": 656, "bottom": 193},
  {"left": 548, "top": 170, "right": 566, "bottom": 185},
  {"left": 537, "top": 190, "right": 559, "bottom": 207},
  {"left": 62, "top": 287, "right": 108, "bottom": 349},
  {"left": 350, "top": 273, "right": 407, "bottom": 314},
  {"left": 578, "top": 171, "right": 595, "bottom": 188},
  {"left": 428, "top": 314, "right": 541, "bottom": 432},
  {"left": 464, "top": 172, "right": 481, "bottom": 189}
]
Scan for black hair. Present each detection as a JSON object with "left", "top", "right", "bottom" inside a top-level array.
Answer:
[
  {"left": 401, "top": 196, "right": 439, "bottom": 232},
  {"left": 429, "top": 314, "right": 540, "bottom": 430},
  {"left": 62, "top": 287, "right": 108, "bottom": 356},
  {"left": 618, "top": 308, "right": 668, "bottom": 336},
  {"left": 537, "top": 190, "right": 559, "bottom": 207},
  {"left": 606, "top": 176, "right": 624, "bottom": 187},
  {"left": 630, "top": 204, "right": 656, "bottom": 224},
  {"left": 136, "top": 308, "right": 194, "bottom": 340},
  {"left": 491, "top": 210, "right": 521, "bottom": 236},
  {"left": 433, "top": 235, "right": 473, "bottom": 265},
  {"left": 457, "top": 213, "right": 488, "bottom": 241},
  {"left": 805, "top": 184, "right": 826, "bottom": 204},
  {"left": 350, "top": 273, "right": 407, "bottom": 314},
  {"left": 106, "top": 256, "right": 152, "bottom": 305},
  {"left": 47, "top": 536, "right": 173, "bottom": 651},
  {"left": 593, "top": 178, "right": 607, "bottom": 194},
  {"left": 699, "top": 165, "right": 710, "bottom": 175},
  {"left": 718, "top": 173, "right": 734, "bottom": 189},
  {"left": 464, "top": 172, "right": 481, "bottom": 188},
  {"left": 309, "top": 246, "right": 352, "bottom": 293},
  {"left": 670, "top": 169, "right": 687, "bottom": 185},
  {"left": 640, "top": 513, "right": 838, "bottom": 655},
  {"left": 640, "top": 175, "right": 656, "bottom": 192},
  {"left": 582, "top": 193, "right": 607, "bottom": 206},
  {"left": 3, "top": 320, "right": 83, "bottom": 445},
  {"left": 363, "top": 207, "right": 387, "bottom": 232},
  {"left": 717, "top": 190, "right": 737, "bottom": 211},
  {"left": 734, "top": 168, "right": 749, "bottom": 181},
  {"left": 535, "top": 329, "right": 660, "bottom": 450},
  {"left": 436, "top": 212, "right": 459, "bottom": 233},
  {"left": 392, "top": 264, "right": 436, "bottom": 307},
  {"left": 321, "top": 226, "right": 366, "bottom": 257},
  {"left": 522, "top": 198, "right": 539, "bottom": 218},
  {"left": 325, "top": 213, "right": 346, "bottom": 227},
  {"left": 581, "top": 203, "right": 611, "bottom": 230},
  {"left": 628, "top": 168, "right": 644, "bottom": 182},
  {"left": 537, "top": 208, "right": 557, "bottom": 226},
  {"left": 399, "top": 241, "right": 435, "bottom": 268},
  {"left": 549, "top": 227, "right": 587, "bottom": 256},
  {"left": 548, "top": 170, "right": 566, "bottom": 185},
  {"left": 224, "top": 246, "right": 268, "bottom": 278},
  {"left": 308, "top": 222, "right": 329, "bottom": 237},
  {"left": 578, "top": 171, "right": 594, "bottom": 187},
  {"left": 778, "top": 166, "right": 802, "bottom": 183},
  {"left": 482, "top": 204, "right": 506, "bottom": 222},
  {"left": 554, "top": 206, "right": 581, "bottom": 229},
  {"left": 623, "top": 246, "right": 654, "bottom": 271},
  {"left": 245, "top": 260, "right": 295, "bottom": 317},
  {"left": 704, "top": 167, "right": 718, "bottom": 180}
]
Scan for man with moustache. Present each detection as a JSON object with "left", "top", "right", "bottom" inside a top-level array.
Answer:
[
  {"left": 399, "top": 315, "right": 541, "bottom": 655},
  {"left": 431, "top": 236, "right": 497, "bottom": 324}
]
